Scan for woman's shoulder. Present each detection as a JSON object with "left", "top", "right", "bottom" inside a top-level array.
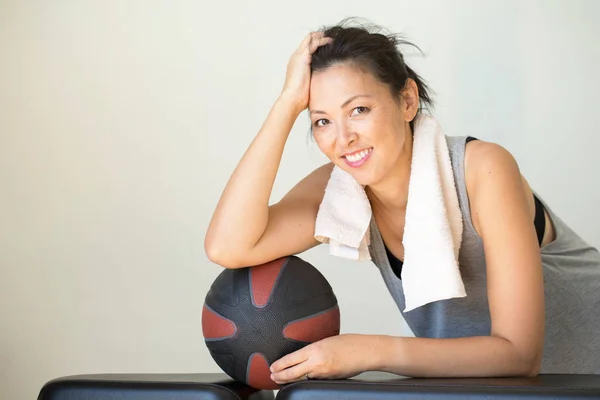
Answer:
[
  {"left": 463, "top": 138, "right": 524, "bottom": 189},
  {"left": 462, "top": 139, "right": 538, "bottom": 236},
  {"left": 299, "top": 162, "right": 334, "bottom": 192},
  {"left": 279, "top": 162, "right": 334, "bottom": 205}
]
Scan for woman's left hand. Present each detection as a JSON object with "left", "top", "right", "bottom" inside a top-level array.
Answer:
[{"left": 269, "top": 334, "right": 379, "bottom": 384}]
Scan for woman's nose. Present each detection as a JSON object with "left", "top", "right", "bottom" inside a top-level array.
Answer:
[{"left": 336, "top": 123, "right": 358, "bottom": 146}]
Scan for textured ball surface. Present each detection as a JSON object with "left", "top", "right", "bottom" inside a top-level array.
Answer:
[{"left": 202, "top": 255, "right": 340, "bottom": 390}]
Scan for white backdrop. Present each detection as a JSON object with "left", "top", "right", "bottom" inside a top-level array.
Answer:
[{"left": 1, "top": 1, "right": 599, "bottom": 399}]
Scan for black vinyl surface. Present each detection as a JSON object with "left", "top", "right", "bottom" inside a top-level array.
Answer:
[
  {"left": 276, "top": 372, "right": 600, "bottom": 399},
  {"left": 37, "top": 373, "right": 275, "bottom": 400}
]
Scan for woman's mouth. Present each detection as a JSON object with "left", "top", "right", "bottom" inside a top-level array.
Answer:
[{"left": 342, "top": 147, "right": 373, "bottom": 168}]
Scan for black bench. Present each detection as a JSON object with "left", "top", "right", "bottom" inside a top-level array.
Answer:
[
  {"left": 37, "top": 373, "right": 275, "bottom": 400},
  {"left": 38, "top": 371, "right": 600, "bottom": 399},
  {"left": 277, "top": 371, "right": 600, "bottom": 399}
]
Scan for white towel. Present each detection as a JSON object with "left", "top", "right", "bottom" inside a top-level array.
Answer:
[
  {"left": 314, "top": 115, "right": 467, "bottom": 311},
  {"left": 314, "top": 165, "right": 372, "bottom": 261}
]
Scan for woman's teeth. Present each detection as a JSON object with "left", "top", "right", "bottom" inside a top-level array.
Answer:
[{"left": 346, "top": 148, "right": 372, "bottom": 162}]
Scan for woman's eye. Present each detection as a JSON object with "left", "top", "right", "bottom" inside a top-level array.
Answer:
[
  {"left": 352, "top": 106, "right": 369, "bottom": 116},
  {"left": 313, "top": 108, "right": 367, "bottom": 128},
  {"left": 314, "top": 119, "right": 329, "bottom": 127}
]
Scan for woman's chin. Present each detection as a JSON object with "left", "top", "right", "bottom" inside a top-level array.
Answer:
[{"left": 338, "top": 166, "right": 376, "bottom": 186}]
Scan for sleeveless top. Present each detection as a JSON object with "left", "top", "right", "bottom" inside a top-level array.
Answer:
[{"left": 367, "top": 135, "right": 600, "bottom": 374}]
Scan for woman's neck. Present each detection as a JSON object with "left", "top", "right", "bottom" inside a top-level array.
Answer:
[{"left": 366, "top": 137, "right": 413, "bottom": 215}]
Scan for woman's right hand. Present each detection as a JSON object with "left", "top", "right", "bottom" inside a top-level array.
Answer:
[{"left": 280, "top": 32, "right": 332, "bottom": 112}]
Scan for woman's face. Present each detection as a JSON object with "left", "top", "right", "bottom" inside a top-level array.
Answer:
[{"left": 308, "top": 64, "right": 416, "bottom": 187}]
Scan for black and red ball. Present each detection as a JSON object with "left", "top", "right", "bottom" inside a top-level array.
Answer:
[{"left": 202, "top": 255, "right": 340, "bottom": 389}]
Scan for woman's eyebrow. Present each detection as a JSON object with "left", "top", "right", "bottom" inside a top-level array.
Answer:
[{"left": 310, "top": 94, "right": 373, "bottom": 115}]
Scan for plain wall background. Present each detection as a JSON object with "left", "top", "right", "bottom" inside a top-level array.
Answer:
[{"left": 1, "top": 0, "right": 599, "bottom": 398}]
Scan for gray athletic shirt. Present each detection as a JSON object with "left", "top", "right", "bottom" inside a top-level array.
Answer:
[{"left": 367, "top": 135, "right": 600, "bottom": 374}]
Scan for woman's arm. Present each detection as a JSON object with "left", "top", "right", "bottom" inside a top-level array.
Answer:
[
  {"left": 271, "top": 140, "right": 545, "bottom": 382},
  {"left": 375, "top": 141, "right": 545, "bottom": 377},
  {"left": 205, "top": 32, "right": 332, "bottom": 268},
  {"left": 373, "top": 334, "right": 540, "bottom": 378},
  {"left": 204, "top": 95, "right": 307, "bottom": 267}
]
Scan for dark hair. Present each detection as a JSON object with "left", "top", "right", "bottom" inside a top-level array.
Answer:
[{"left": 311, "top": 18, "right": 434, "bottom": 133}]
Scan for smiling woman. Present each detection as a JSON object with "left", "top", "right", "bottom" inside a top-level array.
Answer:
[
  {"left": 308, "top": 65, "right": 411, "bottom": 186},
  {"left": 204, "top": 17, "right": 600, "bottom": 384}
]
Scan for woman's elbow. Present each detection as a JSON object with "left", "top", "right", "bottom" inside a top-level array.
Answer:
[
  {"left": 497, "top": 335, "right": 543, "bottom": 377},
  {"left": 204, "top": 239, "right": 245, "bottom": 269},
  {"left": 524, "top": 357, "right": 542, "bottom": 377},
  {"left": 516, "top": 348, "right": 543, "bottom": 377}
]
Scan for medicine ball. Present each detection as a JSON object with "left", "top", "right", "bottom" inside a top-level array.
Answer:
[{"left": 202, "top": 255, "right": 340, "bottom": 390}]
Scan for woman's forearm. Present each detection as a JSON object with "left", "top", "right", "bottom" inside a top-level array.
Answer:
[
  {"left": 369, "top": 335, "right": 541, "bottom": 378},
  {"left": 204, "top": 95, "right": 303, "bottom": 267}
]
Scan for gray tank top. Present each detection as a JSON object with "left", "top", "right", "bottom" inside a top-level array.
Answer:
[{"left": 367, "top": 135, "right": 600, "bottom": 374}]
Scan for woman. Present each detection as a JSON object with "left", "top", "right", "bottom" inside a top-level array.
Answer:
[{"left": 204, "top": 20, "right": 600, "bottom": 382}]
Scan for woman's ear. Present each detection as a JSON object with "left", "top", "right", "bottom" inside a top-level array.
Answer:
[{"left": 400, "top": 79, "right": 419, "bottom": 122}]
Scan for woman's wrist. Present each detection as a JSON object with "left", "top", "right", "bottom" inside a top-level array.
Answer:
[
  {"left": 276, "top": 92, "right": 306, "bottom": 116},
  {"left": 359, "top": 334, "right": 403, "bottom": 372}
]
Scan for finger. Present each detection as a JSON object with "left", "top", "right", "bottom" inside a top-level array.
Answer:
[
  {"left": 270, "top": 349, "right": 309, "bottom": 373},
  {"left": 308, "top": 36, "right": 333, "bottom": 53},
  {"left": 299, "top": 31, "right": 322, "bottom": 48},
  {"left": 271, "top": 362, "right": 312, "bottom": 384}
]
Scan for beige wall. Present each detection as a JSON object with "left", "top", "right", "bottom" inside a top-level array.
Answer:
[{"left": 1, "top": 0, "right": 599, "bottom": 398}]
